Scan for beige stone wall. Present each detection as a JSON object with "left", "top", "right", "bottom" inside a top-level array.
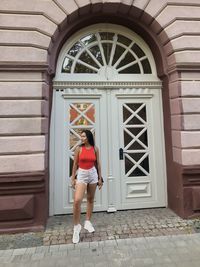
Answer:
[
  {"left": 170, "top": 75, "right": 200, "bottom": 166},
  {"left": 0, "top": 72, "right": 48, "bottom": 173},
  {"left": 0, "top": 0, "right": 200, "bottom": 171},
  {"left": 1, "top": 0, "right": 200, "bottom": 66}
]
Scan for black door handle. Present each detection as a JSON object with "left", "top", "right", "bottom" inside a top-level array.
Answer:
[
  {"left": 119, "top": 148, "right": 128, "bottom": 160},
  {"left": 119, "top": 148, "right": 124, "bottom": 160}
]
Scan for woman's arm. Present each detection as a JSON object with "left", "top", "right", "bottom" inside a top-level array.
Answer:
[
  {"left": 71, "top": 146, "right": 80, "bottom": 188},
  {"left": 95, "top": 146, "right": 103, "bottom": 189}
]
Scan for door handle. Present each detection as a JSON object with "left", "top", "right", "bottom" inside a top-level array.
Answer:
[
  {"left": 119, "top": 148, "right": 123, "bottom": 160},
  {"left": 119, "top": 148, "right": 128, "bottom": 160}
]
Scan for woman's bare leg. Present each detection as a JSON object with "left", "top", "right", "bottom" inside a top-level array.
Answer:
[
  {"left": 85, "top": 183, "right": 97, "bottom": 221},
  {"left": 73, "top": 183, "right": 87, "bottom": 225}
]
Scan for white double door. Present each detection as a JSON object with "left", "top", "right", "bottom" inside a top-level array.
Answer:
[{"left": 52, "top": 87, "right": 167, "bottom": 215}]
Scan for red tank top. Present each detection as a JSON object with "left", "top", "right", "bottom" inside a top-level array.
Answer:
[{"left": 78, "top": 146, "right": 96, "bottom": 170}]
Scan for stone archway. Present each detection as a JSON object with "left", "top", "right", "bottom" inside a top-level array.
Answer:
[
  {"left": 48, "top": 2, "right": 200, "bottom": 220},
  {"left": 50, "top": 23, "right": 167, "bottom": 215},
  {"left": 47, "top": 3, "right": 176, "bottom": 218}
]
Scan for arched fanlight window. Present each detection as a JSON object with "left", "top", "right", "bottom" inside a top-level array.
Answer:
[
  {"left": 55, "top": 24, "right": 158, "bottom": 81},
  {"left": 62, "top": 32, "right": 152, "bottom": 74}
]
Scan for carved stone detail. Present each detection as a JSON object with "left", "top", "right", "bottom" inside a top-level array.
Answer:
[{"left": 53, "top": 81, "right": 162, "bottom": 89}]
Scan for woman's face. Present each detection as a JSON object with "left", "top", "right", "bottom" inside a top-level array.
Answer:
[{"left": 80, "top": 132, "right": 88, "bottom": 144}]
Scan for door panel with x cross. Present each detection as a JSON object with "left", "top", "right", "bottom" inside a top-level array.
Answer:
[
  {"left": 118, "top": 97, "right": 157, "bottom": 209},
  {"left": 53, "top": 89, "right": 108, "bottom": 215},
  {"left": 65, "top": 98, "right": 105, "bottom": 213}
]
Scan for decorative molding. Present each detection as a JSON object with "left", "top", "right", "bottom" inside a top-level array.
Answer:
[
  {"left": 53, "top": 81, "right": 162, "bottom": 89},
  {"left": 182, "top": 165, "right": 200, "bottom": 187},
  {"left": 62, "top": 94, "right": 102, "bottom": 99},
  {"left": 0, "top": 171, "right": 46, "bottom": 195},
  {"left": 60, "top": 87, "right": 103, "bottom": 97},
  {"left": 168, "top": 63, "right": 200, "bottom": 75},
  {"left": 182, "top": 165, "right": 200, "bottom": 174},
  {"left": 0, "top": 63, "right": 49, "bottom": 71},
  {"left": 116, "top": 88, "right": 154, "bottom": 97}
]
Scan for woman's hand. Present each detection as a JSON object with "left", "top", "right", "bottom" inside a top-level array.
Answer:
[
  {"left": 71, "top": 178, "right": 76, "bottom": 190},
  {"left": 97, "top": 178, "right": 103, "bottom": 190}
]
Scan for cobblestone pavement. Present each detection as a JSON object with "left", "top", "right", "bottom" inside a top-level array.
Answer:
[
  {"left": 0, "top": 208, "right": 200, "bottom": 250},
  {"left": 1, "top": 233, "right": 200, "bottom": 267}
]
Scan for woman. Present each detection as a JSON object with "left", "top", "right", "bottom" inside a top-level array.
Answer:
[{"left": 71, "top": 130, "right": 103, "bottom": 244}]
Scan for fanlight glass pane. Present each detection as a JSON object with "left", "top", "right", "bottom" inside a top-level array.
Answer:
[
  {"left": 68, "top": 42, "right": 82, "bottom": 57},
  {"left": 102, "top": 43, "right": 112, "bottom": 64},
  {"left": 119, "top": 63, "right": 140, "bottom": 74},
  {"left": 117, "top": 34, "right": 132, "bottom": 46},
  {"left": 62, "top": 57, "right": 73, "bottom": 73},
  {"left": 89, "top": 45, "right": 103, "bottom": 65},
  {"left": 74, "top": 63, "right": 97, "bottom": 73},
  {"left": 100, "top": 32, "right": 114, "bottom": 40},
  {"left": 117, "top": 53, "right": 136, "bottom": 69},
  {"left": 81, "top": 34, "right": 97, "bottom": 45},
  {"left": 112, "top": 45, "right": 126, "bottom": 65},
  {"left": 79, "top": 51, "right": 99, "bottom": 69},
  {"left": 141, "top": 58, "right": 152, "bottom": 74},
  {"left": 131, "top": 43, "right": 145, "bottom": 58}
]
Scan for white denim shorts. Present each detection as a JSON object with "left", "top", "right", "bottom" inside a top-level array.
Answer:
[{"left": 77, "top": 166, "right": 98, "bottom": 185}]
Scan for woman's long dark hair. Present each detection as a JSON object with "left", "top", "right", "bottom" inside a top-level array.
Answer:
[{"left": 81, "top": 130, "right": 95, "bottom": 146}]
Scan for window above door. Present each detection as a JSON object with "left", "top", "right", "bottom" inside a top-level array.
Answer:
[{"left": 54, "top": 24, "right": 159, "bottom": 82}]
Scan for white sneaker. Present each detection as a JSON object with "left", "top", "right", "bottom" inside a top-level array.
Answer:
[
  {"left": 84, "top": 220, "right": 95, "bottom": 233},
  {"left": 72, "top": 224, "right": 81, "bottom": 244}
]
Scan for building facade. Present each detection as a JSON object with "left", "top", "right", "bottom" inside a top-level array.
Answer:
[{"left": 0, "top": 0, "right": 200, "bottom": 233}]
